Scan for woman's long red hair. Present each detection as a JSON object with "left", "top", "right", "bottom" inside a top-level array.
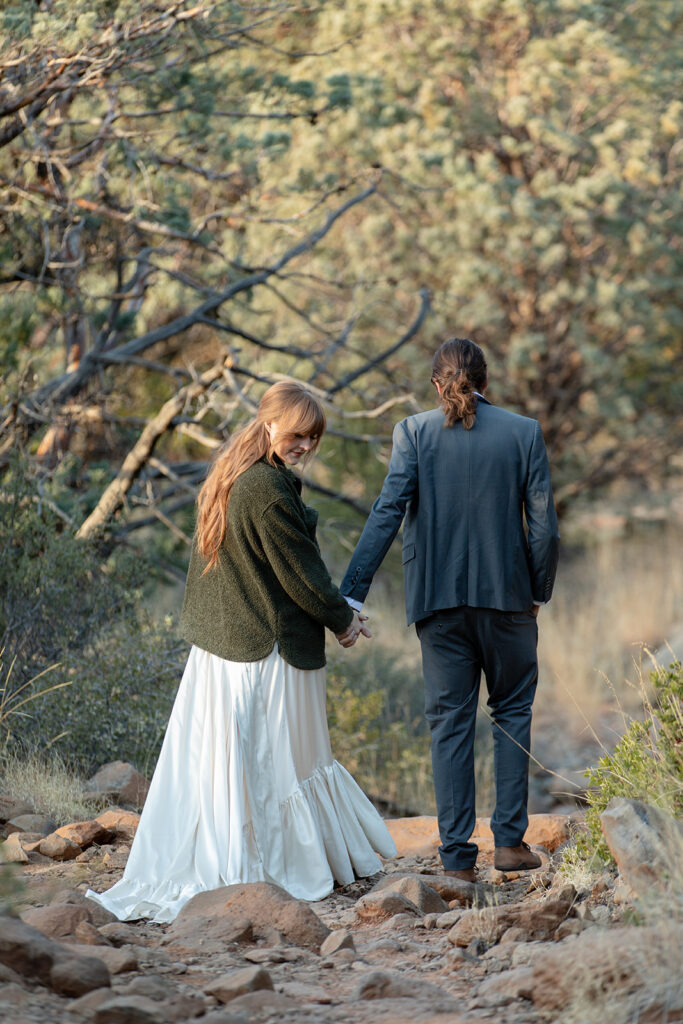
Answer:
[{"left": 196, "top": 381, "right": 326, "bottom": 571}]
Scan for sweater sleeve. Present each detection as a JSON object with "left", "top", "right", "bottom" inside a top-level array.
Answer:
[{"left": 258, "top": 497, "right": 354, "bottom": 634}]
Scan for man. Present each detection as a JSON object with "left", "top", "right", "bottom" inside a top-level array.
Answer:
[{"left": 340, "top": 338, "right": 560, "bottom": 881}]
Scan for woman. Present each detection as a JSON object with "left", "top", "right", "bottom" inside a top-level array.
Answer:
[{"left": 87, "top": 381, "right": 396, "bottom": 923}]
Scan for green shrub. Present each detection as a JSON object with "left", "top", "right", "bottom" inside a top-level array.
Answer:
[
  {"left": 0, "top": 454, "right": 185, "bottom": 772},
  {"left": 575, "top": 659, "right": 683, "bottom": 865}
]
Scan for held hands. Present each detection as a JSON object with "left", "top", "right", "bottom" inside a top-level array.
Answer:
[{"left": 336, "top": 611, "right": 371, "bottom": 648}]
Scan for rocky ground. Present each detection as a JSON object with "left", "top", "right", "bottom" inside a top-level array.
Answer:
[{"left": 1, "top": 770, "right": 682, "bottom": 1024}]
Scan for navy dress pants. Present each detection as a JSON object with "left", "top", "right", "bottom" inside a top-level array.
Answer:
[{"left": 417, "top": 605, "right": 538, "bottom": 871}]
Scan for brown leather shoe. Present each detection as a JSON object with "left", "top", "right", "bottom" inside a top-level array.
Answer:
[
  {"left": 494, "top": 841, "right": 542, "bottom": 872},
  {"left": 443, "top": 867, "right": 478, "bottom": 883}
]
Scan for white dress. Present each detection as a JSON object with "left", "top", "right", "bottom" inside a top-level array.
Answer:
[{"left": 86, "top": 645, "right": 397, "bottom": 923}]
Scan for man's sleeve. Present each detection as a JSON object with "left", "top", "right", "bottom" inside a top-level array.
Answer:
[
  {"left": 340, "top": 418, "right": 418, "bottom": 603},
  {"left": 525, "top": 421, "right": 560, "bottom": 603},
  {"left": 259, "top": 499, "right": 353, "bottom": 634}
]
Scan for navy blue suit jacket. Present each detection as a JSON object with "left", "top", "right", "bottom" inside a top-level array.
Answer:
[{"left": 341, "top": 399, "right": 560, "bottom": 625}]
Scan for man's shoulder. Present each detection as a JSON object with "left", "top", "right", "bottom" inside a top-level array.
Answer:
[{"left": 478, "top": 401, "right": 538, "bottom": 430}]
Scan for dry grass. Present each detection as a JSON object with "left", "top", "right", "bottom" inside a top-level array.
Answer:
[
  {"left": 537, "top": 528, "right": 683, "bottom": 729},
  {"left": 0, "top": 749, "right": 106, "bottom": 826}
]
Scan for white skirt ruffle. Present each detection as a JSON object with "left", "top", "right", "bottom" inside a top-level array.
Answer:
[{"left": 86, "top": 645, "right": 396, "bottom": 922}]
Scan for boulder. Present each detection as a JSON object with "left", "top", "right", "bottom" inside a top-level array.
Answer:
[
  {"left": 163, "top": 882, "right": 329, "bottom": 953},
  {"left": 5, "top": 814, "right": 56, "bottom": 836},
  {"left": 94, "top": 808, "right": 141, "bottom": 839},
  {"left": 385, "top": 813, "right": 568, "bottom": 860},
  {"left": 384, "top": 816, "right": 440, "bottom": 858},
  {"left": 21, "top": 904, "right": 94, "bottom": 942},
  {"left": 98, "top": 922, "right": 141, "bottom": 947},
  {"left": 473, "top": 814, "right": 570, "bottom": 852},
  {"left": 39, "top": 833, "right": 81, "bottom": 860},
  {"left": 204, "top": 966, "right": 274, "bottom": 1004},
  {"left": 448, "top": 897, "right": 576, "bottom": 948},
  {"left": 56, "top": 820, "right": 111, "bottom": 848},
  {"left": 600, "top": 797, "right": 683, "bottom": 899},
  {"left": 0, "top": 833, "right": 29, "bottom": 863},
  {"left": 0, "top": 914, "right": 110, "bottom": 996},
  {"left": 370, "top": 875, "right": 449, "bottom": 914},
  {"left": 51, "top": 889, "right": 118, "bottom": 928},
  {"left": 355, "top": 890, "right": 423, "bottom": 923},
  {"left": 85, "top": 762, "right": 150, "bottom": 808},
  {"left": 0, "top": 796, "right": 34, "bottom": 822}
]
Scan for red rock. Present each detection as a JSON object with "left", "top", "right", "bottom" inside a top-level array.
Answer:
[
  {"left": 386, "top": 814, "right": 570, "bottom": 860},
  {"left": 164, "top": 882, "right": 328, "bottom": 953},
  {"left": 39, "top": 833, "right": 81, "bottom": 860},
  {"left": 56, "top": 820, "right": 111, "bottom": 848},
  {"left": 94, "top": 809, "right": 140, "bottom": 839}
]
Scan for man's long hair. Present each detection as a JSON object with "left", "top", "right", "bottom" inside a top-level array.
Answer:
[
  {"left": 196, "top": 381, "right": 326, "bottom": 571},
  {"left": 432, "top": 338, "right": 488, "bottom": 429}
]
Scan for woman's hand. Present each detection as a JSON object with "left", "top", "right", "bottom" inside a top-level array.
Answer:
[{"left": 336, "top": 611, "right": 372, "bottom": 648}]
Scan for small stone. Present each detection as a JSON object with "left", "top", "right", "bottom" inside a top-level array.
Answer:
[
  {"left": 320, "top": 929, "right": 355, "bottom": 955},
  {"left": 355, "top": 890, "right": 422, "bottom": 923},
  {"left": 436, "top": 909, "right": 463, "bottom": 928},
  {"left": 39, "top": 833, "right": 81, "bottom": 861},
  {"left": 204, "top": 966, "right": 274, "bottom": 1004},
  {"left": 98, "top": 922, "right": 140, "bottom": 947},
  {"left": 67, "top": 987, "right": 114, "bottom": 1017},
  {"left": 555, "top": 919, "right": 588, "bottom": 940},
  {"left": 93, "top": 994, "right": 163, "bottom": 1024},
  {"left": 119, "top": 975, "right": 176, "bottom": 1000},
  {"left": 52, "top": 890, "right": 117, "bottom": 927},
  {"left": 101, "top": 847, "right": 130, "bottom": 869}
]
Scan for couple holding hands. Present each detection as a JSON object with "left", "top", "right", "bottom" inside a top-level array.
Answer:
[{"left": 89, "top": 338, "right": 560, "bottom": 923}]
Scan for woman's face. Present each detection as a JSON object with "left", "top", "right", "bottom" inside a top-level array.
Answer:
[{"left": 266, "top": 421, "right": 318, "bottom": 465}]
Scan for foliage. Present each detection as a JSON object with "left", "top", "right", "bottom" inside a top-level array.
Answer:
[
  {"left": 0, "top": 0, "right": 681, "bottom": 552},
  {"left": 0, "top": 454, "right": 184, "bottom": 771},
  {"left": 574, "top": 659, "right": 683, "bottom": 865},
  {"left": 326, "top": 645, "right": 435, "bottom": 814}
]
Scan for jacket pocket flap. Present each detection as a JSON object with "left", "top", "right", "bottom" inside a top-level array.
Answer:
[{"left": 402, "top": 542, "right": 416, "bottom": 564}]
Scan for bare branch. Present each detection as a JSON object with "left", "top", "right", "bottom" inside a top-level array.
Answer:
[
  {"left": 76, "top": 362, "right": 226, "bottom": 539},
  {"left": 327, "top": 287, "right": 431, "bottom": 395}
]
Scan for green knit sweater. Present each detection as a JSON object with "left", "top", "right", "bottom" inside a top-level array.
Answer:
[{"left": 180, "top": 458, "right": 354, "bottom": 669}]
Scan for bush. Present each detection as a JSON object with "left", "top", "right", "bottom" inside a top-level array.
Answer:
[
  {"left": 575, "top": 658, "right": 683, "bottom": 866},
  {"left": 326, "top": 646, "right": 434, "bottom": 814},
  {"left": 0, "top": 454, "right": 185, "bottom": 772}
]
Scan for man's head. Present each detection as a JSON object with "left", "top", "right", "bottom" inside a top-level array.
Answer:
[{"left": 431, "top": 338, "right": 488, "bottom": 430}]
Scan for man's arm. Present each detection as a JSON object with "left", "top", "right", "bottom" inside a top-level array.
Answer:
[
  {"left": 524, "top": 421, "right": 560, "bottom": 604},
  {"left": 340, "top": 418, "right": 418, "bottom": 604}
]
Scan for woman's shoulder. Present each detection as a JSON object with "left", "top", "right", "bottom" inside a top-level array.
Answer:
[{"left": 231, "top": 459, "right": 298, "bottom": 509}]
